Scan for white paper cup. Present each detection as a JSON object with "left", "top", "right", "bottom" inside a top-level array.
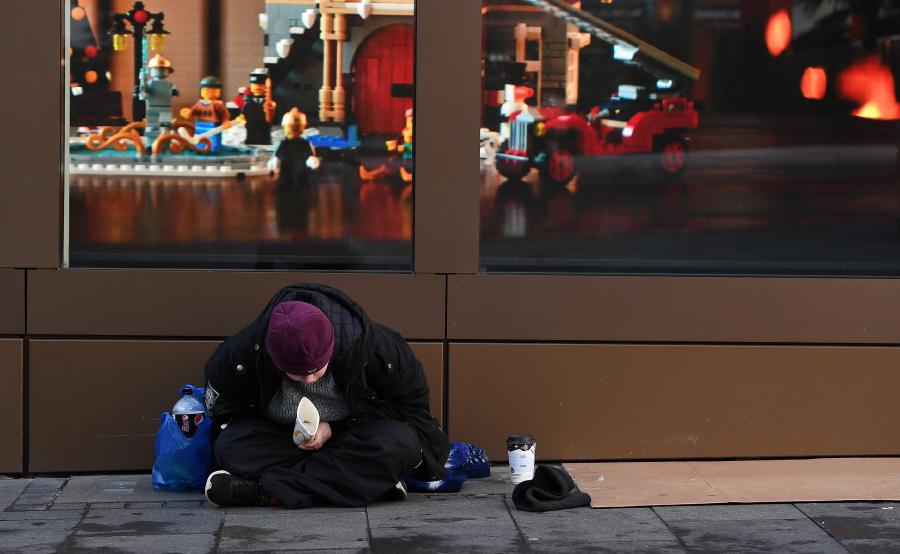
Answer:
[{"left": 507, "top": 434, "right": 536, "bottom": 484}]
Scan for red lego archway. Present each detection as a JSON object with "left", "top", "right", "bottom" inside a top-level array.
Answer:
[{"left": 351, "top": 24, "right": 414, "bottom": 135}]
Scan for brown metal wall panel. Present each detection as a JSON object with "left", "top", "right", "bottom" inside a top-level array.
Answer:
[
  {"left": 0, "top": 340, "right": 23, "bottom": 473},
  {"left": 28, "top": 270, "right": 445, "bottom": 339},
  {"left": 409, "top": 342, "right": 444, "bottom": 426},
  {"left": 0, "top": 0, "right": 61, "bottom": 268},
  {"left": 29, "top": 340, "right": 219, "bottom": 472},
  {"left": 413, "top": 0, "right": 481, "bottom": 274},
  {"left": 448, "top": 343, "right": 900, "bottom": 461},
  {"left": 448, "top": 275, "right": 900, "bottom": 344},
  {"left": 29, "top": 339, "right": 446, "bottom": 472},
  {"left": 0, "top": 270, "right": 25, "bottom": 335}
]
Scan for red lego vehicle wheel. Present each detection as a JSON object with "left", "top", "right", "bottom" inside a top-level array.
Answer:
[
  {"left": 541, "top": 147, "right": 577, "bottom": 186},
  {"left": 657, "top": 135, "right": 688, "bottom": 175},
  {"left": 496, "top": 155, "right": 532, "bottom": 180}
]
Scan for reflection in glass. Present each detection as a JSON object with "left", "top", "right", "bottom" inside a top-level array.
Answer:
[
  {"left": 70, "top": 172, "right": 411, "bottom": 269},
  {"left": 67, "top": 0, "right": 415, "bottom": 269},
  {"left": 481, "top": 0, "right": 900, "bottom": 275}
]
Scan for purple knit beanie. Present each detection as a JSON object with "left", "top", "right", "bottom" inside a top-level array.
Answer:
[{"left": 265, "top": 301, "right": 335, "bottom": 375}]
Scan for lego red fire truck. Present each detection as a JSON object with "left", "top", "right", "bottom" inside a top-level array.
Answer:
[{"left": 494, "top": 0, "right": 702, "bottom": 186}]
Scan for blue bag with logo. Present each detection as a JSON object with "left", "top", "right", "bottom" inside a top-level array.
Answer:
[{"left": 151, "top": 385, "right": 213, "bottom": 492}]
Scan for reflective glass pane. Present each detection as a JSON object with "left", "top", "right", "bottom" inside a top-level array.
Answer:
[
  {"left": 66, "top": 0, "right": 414, "bottom": 269},
  {"left": 481, "top": 0, "right": 900, "bottom": 275}
]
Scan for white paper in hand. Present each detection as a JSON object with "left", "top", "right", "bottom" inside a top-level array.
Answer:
[{"left": 293, "top": 397, "right": 320, "bottom": 446}]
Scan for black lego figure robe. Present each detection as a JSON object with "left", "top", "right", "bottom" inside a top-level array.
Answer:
[
  {"left": 275, "top": 137, "right": 314, "bottom": 185},
  {"left": 242, "top": 94, "right": 271, "bottom": 145}
]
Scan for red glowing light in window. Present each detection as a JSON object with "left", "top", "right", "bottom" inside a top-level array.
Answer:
[
  {"left": 800, "top": 67, "right": 826, "bottom": 100},
  {"left": 839, "top": 56, "right": 900, "bottom": 120},
  {"left": 765, "top": 10, "right": 791, "bottom": 57}
]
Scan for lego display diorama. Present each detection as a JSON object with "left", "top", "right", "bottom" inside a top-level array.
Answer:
[
  {"left": 479, "top": 0, "right": 900, "bottom": 274},
  {"left": 67, "top": 0, "right": 414, "bottom": 268}
]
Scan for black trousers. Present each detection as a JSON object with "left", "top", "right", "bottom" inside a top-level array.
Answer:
[{"left": 214, "top": 417, "right": 421, "bottom": 508}]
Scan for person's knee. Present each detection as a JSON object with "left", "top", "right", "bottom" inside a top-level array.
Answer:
[
  {"left": 213, "top": 420, "right": 252, "bottom": 470},
  {"left": 213, "top": 426, "right": 237, "bottom": 469},
  {"left": 380, "top": 420, "right": 421, "bottom": 466}
]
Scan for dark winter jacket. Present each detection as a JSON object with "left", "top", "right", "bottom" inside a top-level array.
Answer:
[{"left": 203, "top": 283, "right": 450, "bottom": 480}]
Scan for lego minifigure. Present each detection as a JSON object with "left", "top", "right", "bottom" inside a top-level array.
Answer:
[
  {"left": 240, "top": 68, "right": 276, "bottom": 145},
  {"left": 399, "top": 108, "right": 413, "bottom": 159},
  {"left": 179, "top": 75, "right": 231, "bottom": 153},
  {"left": 270, "top": 107, "right": 320, "bottom": 185},
  {"left": 386, "top": 108, "right": 413, "bottom": 159},
  {"left": 139, "top": 53, "right": 179, "bottom": 145}
]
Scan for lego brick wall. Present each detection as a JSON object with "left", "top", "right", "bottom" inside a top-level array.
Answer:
[
  {"left": 221, "top": 0, "right": 266, "bottom": 103},
  {"left": 104, "top": 0, "right": 208, "bottom": 120}
]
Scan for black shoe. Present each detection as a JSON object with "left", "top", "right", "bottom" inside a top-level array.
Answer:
[
  {"left": 204, "top": 470, "right": 268, "bottom": 508},
  {"left": 382, "top": 480, "right": 408, "bottom": 502}
]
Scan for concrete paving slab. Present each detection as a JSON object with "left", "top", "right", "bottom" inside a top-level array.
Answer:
[
  {"left": 10, "top": 503, "right": 50, "bottom": 511},
  {"left": 267, "top": 551, "right": 369, "bottom": 554},
  {"left": 667, "top": 518, "right": 848, "bottom": 553},
  {"left": 368, "top": 495, "right": 511, "bottom": 528},
  {"left": 0, "top": 517, "right": 79, "bottom": 553},
  {"left": 0, "top": 510, "right": 83, "bottom": 521},
  {"left": 797, "top": 502, "right": 900, "bottom": 541},
  {"left": 55, "top": 474, "right": 205, "bottom": 504},
  {"left": 222, "top": 505, "right": 361, "bottom": 516},
  {"left": 165, "top": 500, "right": 214, "bottom": 509},
  {"left": 218, "top": 510, "right": 369, "bottom": 552},
  {"left": 0, "top": 479, "right": 30, "bottom": 510},
  {"left": 50, "top": 501, "right": 88, "bottom": 511},
  {"left": 427, "top": 467, "right": 513, "bottom": 496},
  {"left": 79, "top": 508, "right": 222, "bottom": 536},
  {"left": 369, "top": 495, "right": 524, "bottom": 554},
  {"left": 125, "top": 501, "right": 168, "bottom": 509},
  {"left": 525, "top": 539, "right": 686, "bottom": 554},
  {"left": 67, "top": 532, "right": 218, "bottom": 554},
  {"left": 13, "top": 477, "right": 66, "bottom": 506},
  {"left": 370, "top": 524, "right": 527, "bottom": 554},
  {"left": 511, "top": 502, "right": 677, "bottom": 544},
  {"left": 655, "top": 503, "right": 808, "bottom": 522},
  {"left": 839, "top": 538, "right": 900, "bottom": 554},
  {"left": 88, "top": 502, "right": 127, "bottom": 509}
]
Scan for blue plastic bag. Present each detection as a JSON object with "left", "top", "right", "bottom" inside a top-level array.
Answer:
[
  {"left": 405, "top": 467, "right": 469, "bottom": 493},
  {"left": 446, "top": 442, "right": 491, "bottom": 478},
  {"left": 151, "top": 385, "right": 213, "bottom": 492},
  {"left": 404, "top": 442, "right": 491, "bottom": 493}
]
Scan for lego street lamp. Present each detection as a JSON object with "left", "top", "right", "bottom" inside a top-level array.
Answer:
[{"left": 108, "top": 1, "right": 169, "bottom": 122}]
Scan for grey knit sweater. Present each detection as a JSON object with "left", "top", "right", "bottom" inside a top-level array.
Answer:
[{"left": 264, "top": 371, "right": 350, "bottom": 426}]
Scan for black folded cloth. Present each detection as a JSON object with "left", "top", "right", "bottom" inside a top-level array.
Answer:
[{"left": 512, "top": 464, "right": 592, "bottom": 512}]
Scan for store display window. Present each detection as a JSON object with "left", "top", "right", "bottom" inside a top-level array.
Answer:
[
  {"left": 66, "top": 0, "right": 415, "bottom": 269},
  {"left": 480, "top": 0, "right": 900, "bottom": 275}
]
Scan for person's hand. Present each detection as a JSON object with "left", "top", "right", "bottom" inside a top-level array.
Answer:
[{"left": 299, "top": 421, "right": 331, "bottom": 451}]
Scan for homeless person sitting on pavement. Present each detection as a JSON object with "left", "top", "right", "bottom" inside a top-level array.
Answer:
[{"left": 202, "top": 283, "right": 450, "bottom": 508}]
